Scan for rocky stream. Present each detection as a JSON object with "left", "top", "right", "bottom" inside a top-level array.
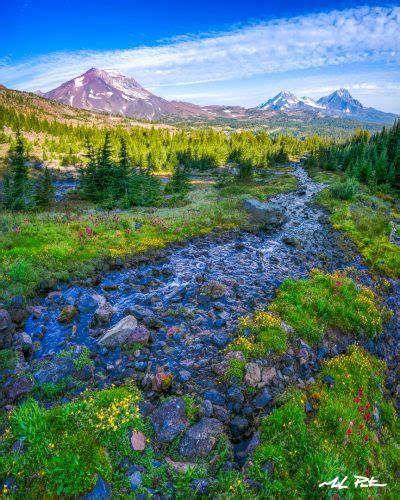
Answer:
[{"left": 1, "top": 165, "right": 399, "bottom": 487}]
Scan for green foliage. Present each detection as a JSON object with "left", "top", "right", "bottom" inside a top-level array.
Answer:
[
  {"left": 126, "top": 170, "right": 161, "bottom": 207},
  {"left": 318, "top": 185, "right": 400, "bottom": 277},
  {"left": 0, "top": 384, "right": 144, "bottom": 497},
  {"left": 225, "top": 358, "right": 246, "bottom": 382},
  {"left": 34, "top": 377, "right": 74, "bottom": 400},
  {"left": 0, "top": 349, "right": 18, "bottom": 372},
  {"left": 230, "top": 270, "right": 384, "bottom": 359},
  {"left": 218, "top": 173, "right": 298, "bottom": 200},
  {"left": 33, "top": 167, "right": 55, "bottom": 208},
  {"left": 250, "top": 347, "right": 399, "bottom": 498},
  {"left": 165, "top": 164, "right": 190, "bottom": 198},
  {"left": 329, "top": 177, "right": 359, "bottom": 200},
  {"left": 307, "top": 121, "right": 400, "bottom": 188},
  {"left": 0, "top": 184, "right": 246, "bottom": 300},
  {"left": 3, "top": 128, "right": 30, "bottom": 210},
  {"left": 182, "top": 394, "right": 200, "bottom": 424},
  {"left": 232, "top": 312, "right": 288, "bottom": 357},
  {"left": 80, "top": 135, "right": 161, "bottom": 208},
  {"left": 270, "top": 269, "right": 383, "bottom": 343}
]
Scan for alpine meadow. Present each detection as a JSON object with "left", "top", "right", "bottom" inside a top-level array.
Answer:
[{"left": 0, "top": 2, "right": 399, "bottom": 499}]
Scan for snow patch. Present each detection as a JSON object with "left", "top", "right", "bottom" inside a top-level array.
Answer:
[{"left": 74, "top": 77, "right": 84, "bottom": 88}]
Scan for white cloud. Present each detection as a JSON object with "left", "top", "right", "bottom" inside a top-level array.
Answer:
[{"left": 0, "top": 4, "right": 399, "bottom": 94}]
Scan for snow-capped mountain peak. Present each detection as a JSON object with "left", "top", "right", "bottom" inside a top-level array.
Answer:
[
  {"left": 257, "top": 91, "right": 326, "bottom": 111},
  {"left": 300, "top": 96, "right": 326, "bottom": 109},
  {"left": 317, "top": 88, "right": 363, "bottom": 114},
  {"left": 257, "top": 90, "right": 301, "bottom": 110},
  {"left": 42, "top": 68, "right": 208, "bottom": 120}
]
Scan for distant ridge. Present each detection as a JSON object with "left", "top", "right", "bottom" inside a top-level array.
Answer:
[
  {"left": 256, "top": 88, "right": 397, "bottom": 124},
  {"left": 35, "top": 69, "right": 398, "bottom": 125}
]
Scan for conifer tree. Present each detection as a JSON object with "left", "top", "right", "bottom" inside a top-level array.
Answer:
[
  {"left": 97, "top": 131, "right": 114, "bottom": 198},
  {"left": 166, "top": 164, "right": 190, "bottom": 197},
  {"left": 115, "top": 137, "right": 131, "bottom": 198},
  {"left": 3, "top": 128, "right": 29, "bottom": 210},
  {"left": 80, "top": 138, "right": 98, "bottom": 200},
  {"left": 34, "top": 167, "right": 55, "bottom": 207}
]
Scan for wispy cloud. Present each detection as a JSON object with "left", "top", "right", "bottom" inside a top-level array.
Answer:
[{"left": 1, "top": 4, "right": 399, "bottom": 111}]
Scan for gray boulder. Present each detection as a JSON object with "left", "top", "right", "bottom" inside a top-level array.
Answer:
[
  {"left": 179, "top": 418, "right": 224, "bottom": 458},
  {"left": 151, "top": 398, "right": 189, "bottom": 443},
  {"left": 243, "top": 198, "right": 287, "bottom": 228},
  {"left": 97, "top": 315, "right": 137, "bottom": 347},
  {"left": 13, "top": 332, "right": 33, "bottom": 354},
  {"left": 83, "top": 476, "right": 111, "bottom": 499},
  {"left": 78, "top": 292, "right": 106, "bottom": 313},
  {"left": 93, "top": 302, "right": 114, "bottom": 325},
  {"left": 0, "top": 309, "right": 14, "bottom": 349},
  {"left": 3, "top": 377, "right": 33, "bottom": 402},
  {"left": 127, "top": 326, "right": 150, "bottom": 346},
  {"left": 33, "top": 358, "right": 75, "bottom": 385}
]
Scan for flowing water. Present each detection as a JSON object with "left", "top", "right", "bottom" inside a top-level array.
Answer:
[{"left": 26, "top": 166, "right": 373, "bottom": 386}]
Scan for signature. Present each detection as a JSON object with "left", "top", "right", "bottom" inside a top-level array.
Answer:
[{"left": 319, "top": 476, "right": 387, "bottom": 490}]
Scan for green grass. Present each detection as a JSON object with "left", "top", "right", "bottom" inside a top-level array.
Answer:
[
  {"left": 218, "top": 173, "right": 298, "bottom": 200},
  {"left": 0, "top": 349, "right": 18, "bottom": 373},
  {"left": 247, "top": 346, "right": 399, "bottom": 498},
  {"left": 0, "top": 384, "right": 144, "bottom": 497},
  {"left": 225, "top": 358, "right": 246, "bottom": 382},
  {"left": 319, "top": 189, "right": 400, "bottom": 278},
  {"left": 308, "top": 167, "right": 400, "bottom": 278},
  {"left": 230, "top": 269, "right": 384, "bottom": 359},
  {"left": 0, "top": 174, "right": 298, "bottom": 302}
]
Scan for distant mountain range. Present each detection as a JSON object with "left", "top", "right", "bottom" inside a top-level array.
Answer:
[
  {"left": 39, "top": 68, "right": 397, "bottom": 124},
  {"left": 257, "top": 90, "right": 325, "bottom": 111},
  {"left": 256, "top": 88, "right": 397, "bottom": 123}
]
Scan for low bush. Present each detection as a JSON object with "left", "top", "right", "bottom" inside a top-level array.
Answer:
[{"left": 329, "top": 178, "right": 359, "bottom": 200}]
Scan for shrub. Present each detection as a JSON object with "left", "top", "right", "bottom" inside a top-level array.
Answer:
[
  {"left": 329, "top": 178, "right": 359, "bottom": 200},
  {"left": 126, "top": 172, "right": 161, "bottom": 207}
]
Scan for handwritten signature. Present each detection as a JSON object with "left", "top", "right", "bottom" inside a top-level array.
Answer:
[{"left": 319, "top": 476, "right": 387, "bottom": 490}]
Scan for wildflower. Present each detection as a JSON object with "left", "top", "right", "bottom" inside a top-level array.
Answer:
[
  {"left": 14, "top": 226, "right": 21, "bottom": 235},
  {"left": 364, "top": 436, "right": 369, "bottom": 442},
  {"left": 346, "top": 428, "right": 352, "bottom": 435}
]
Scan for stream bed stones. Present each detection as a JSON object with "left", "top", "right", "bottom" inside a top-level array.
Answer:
[{"left": 1, "top": 165, "right": 399, "bottom": 476}]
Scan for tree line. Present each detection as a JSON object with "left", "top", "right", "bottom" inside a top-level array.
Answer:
[
  {"left": 0, "top": 100, "right": 322, "bottom": 172},
  {"left": 306, "top": 121, "right": 400, "bottom": 188}
]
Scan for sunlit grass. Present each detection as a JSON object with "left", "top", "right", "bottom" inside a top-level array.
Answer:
[{"left": 0, "top": 173, "right": 298, "bottom": 301}]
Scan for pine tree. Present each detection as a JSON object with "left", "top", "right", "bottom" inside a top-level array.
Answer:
[
  {"left": 97, "top": 131, "right": 114, "bottom": 198},
  {"left": 80, "top": 138, "right": 98, "bottom": 200},
  {"left": 34, "top": 168, "right": 55, "bottom": 207},
  {"left": 115, "top": 137, "right": 131, "bottom": 198},
  {"left": 166, "top": 164, "right": 190, "bottom": 197},
  {"left": 3, "top": 128, "right": 29, "bottom": 210}
]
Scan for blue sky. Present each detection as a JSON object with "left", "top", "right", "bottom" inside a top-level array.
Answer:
[{"left": 1, "top": 1, "right": 399, "bottom": 112}]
